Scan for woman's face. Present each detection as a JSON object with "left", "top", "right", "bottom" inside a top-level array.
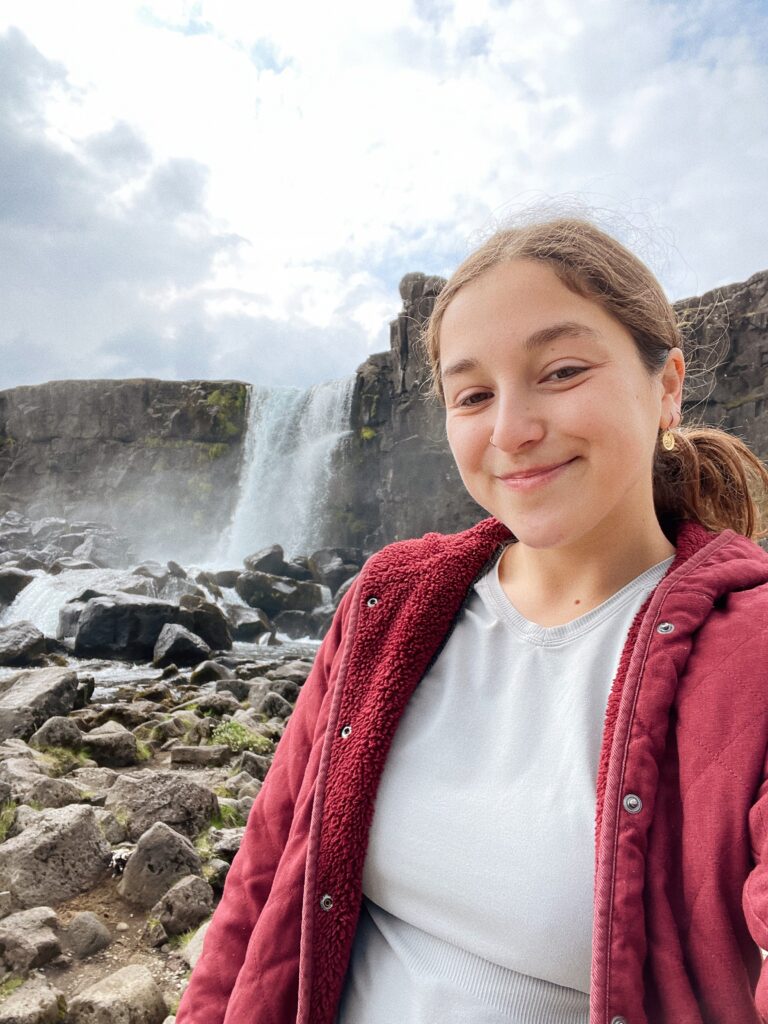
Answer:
[{"left": 440, "top": 258, "right": 683, "bottom": 552}]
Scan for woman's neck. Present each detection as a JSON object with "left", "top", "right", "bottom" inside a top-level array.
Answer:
[{"left": 497, "top": 517, "right": 675, "bottom": 628}]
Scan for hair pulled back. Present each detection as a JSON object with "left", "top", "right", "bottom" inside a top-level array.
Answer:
[{"left": 423, "top": 216, "right": 768, "bottom": 540}]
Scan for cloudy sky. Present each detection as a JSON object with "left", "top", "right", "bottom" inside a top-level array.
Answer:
[{"left": 1, "top": 0, "right": 766, "bottom": 391}]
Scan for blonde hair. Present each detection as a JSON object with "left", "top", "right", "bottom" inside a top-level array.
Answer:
[{"left": 423, "top": 217, "right": 768, "bottom": 539}]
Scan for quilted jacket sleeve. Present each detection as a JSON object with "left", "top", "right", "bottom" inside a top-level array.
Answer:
[
  {"left": 742, "top": 754, "right": 768, "bottom": 1021},
  {"left": 175, "top": 578, "right": 360, "bottom": 1023}
]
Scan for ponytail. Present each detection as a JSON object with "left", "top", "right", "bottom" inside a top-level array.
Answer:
[{"left": 654, "top": 426, "right": 768, "bottom": 540}]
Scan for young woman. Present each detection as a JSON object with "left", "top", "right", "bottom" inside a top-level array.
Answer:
[{"left": 176, "top": 217, "right": 768, "bottom": 1024}]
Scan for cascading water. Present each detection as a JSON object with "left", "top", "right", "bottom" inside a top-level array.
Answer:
[{"left": 217, "top": 377, "right": 355, "bottom": 565}]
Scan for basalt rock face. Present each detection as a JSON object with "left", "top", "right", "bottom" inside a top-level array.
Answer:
[
  {"left": 325, "top": 268, "right": 768, "bottom": 552},
  {"left": 325, "top": 272, "right": 487, "bottom": 552},
  {"left": 0, "top": 378, "right": 248, "bottom": 563}
]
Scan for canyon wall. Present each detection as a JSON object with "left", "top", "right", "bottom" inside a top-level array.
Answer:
[{"left": 1, "top": 267, "right": 766, "bottom": 562}]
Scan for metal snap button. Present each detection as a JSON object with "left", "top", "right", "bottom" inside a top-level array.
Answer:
[
  {"left": 610, "top": 1017, "right": 628, "bottom": 1024},
  {"left": 623, "top": 793, "right": 642, "bottom": 814},
  {"left": 657, "top": 621, "right": 674, "bottom": 634},
  {"left": 340, "top": 724, "right": 352, "bottom": 739},
  {"left": 366, "top": 596, "right": 379, "bottom": 607},
  {"left": 320, "top": 893, "right": 334, "bottom": 911}
]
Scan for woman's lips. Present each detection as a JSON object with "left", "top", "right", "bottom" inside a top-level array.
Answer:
[{"left": 496, "top": 458, "right": 577, "bottom": 491}]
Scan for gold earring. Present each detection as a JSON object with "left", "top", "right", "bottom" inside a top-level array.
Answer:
[{"left": 661, "top": 429, "right": 676, "bottom": 451}]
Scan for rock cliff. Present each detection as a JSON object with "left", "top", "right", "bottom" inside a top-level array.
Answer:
[
  {"left": 325, "top": 268, "right": 768, "bottom": 551},
  {"left": 0, "top": 269, "right": 766, "bottom": 560},
  {"left": 0, "top": 379, "right": 248, "bottom": 563}
]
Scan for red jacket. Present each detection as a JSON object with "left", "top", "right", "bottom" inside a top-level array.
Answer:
[{"left": 176, "top": 517, "right": 768, "bottom": 1024}]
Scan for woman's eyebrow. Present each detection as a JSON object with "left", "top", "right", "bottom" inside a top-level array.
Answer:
[{"left": 441, "top": 321, "right": 601, "bottom": 381}]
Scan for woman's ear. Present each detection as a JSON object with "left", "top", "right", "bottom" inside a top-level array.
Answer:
[{"left": 660, "top": 347, "right": 685, "bottom": 426}]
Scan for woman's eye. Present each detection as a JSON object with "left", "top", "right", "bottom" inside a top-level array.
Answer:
[
  {"left": 457, "top": 391, "right": 492, "bottom": 407},
  {"left": 546, "top": 366, "right": 586, "bottom": 382}
]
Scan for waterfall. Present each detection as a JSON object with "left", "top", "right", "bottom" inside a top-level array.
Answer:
[
  {"left": 0, "top": 568, "right": 151, "bottom": 637},
  {"left": 217, "top": 377, "right": 355, "bottom": 565}
]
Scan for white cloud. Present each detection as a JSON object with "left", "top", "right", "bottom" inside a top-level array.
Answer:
[{"left": 0, "top": 0, "right": 766, "bottom": 389}]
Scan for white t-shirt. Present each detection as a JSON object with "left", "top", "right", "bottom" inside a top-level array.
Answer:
[{"left": 335, "top": 549, "right": 674, "bottom": 1023}]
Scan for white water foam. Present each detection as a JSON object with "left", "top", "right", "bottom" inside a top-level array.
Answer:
[{"left": 217, "top": 377, "right": 355, "bottom": 564}]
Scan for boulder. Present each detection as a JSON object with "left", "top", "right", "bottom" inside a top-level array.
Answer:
[
  {"left": 0, "top": 805, "right": 110, "bottom": 909},
  {"left": 0, "top": 756, "right": 47, "bottom": 802},
  {"left": 0, "top": 905, "right": 61, "bottom": 972},
  {"left": 145, "top": 874, "right": 213, "bottom": 945},
  {"left": 0, "top": 976, "right": 66, "bottom": 1024},
  {"left": 117, "top": 822, "right": 201, "bottom": 908},
  {"left": 0, "top": 622, "right": 47, "bottom": 668},
  {"left": 258, "top": 691, "right": 294, "bottom": 720},
  {"left": 82, "top": 722, "right": 139, "bottom": 768},
  {"left": 243, "top": 544, "right": 285, "bottom": 575},
  {"left": 271, "top": 660, "right": 313, "bottom": 683},
  {"left": 0, "top": 569, "right": 34, "bottom": 606},
  {"left": 152, "top": 624, "right": 210, "bottom": 668},
  {"left": 67, "top": 964, "right": 167, "bottom": 1024},
  {"left": 0, "top": 668, "right": 80, "bottom": 742},
  {"left": 63, "top": 910, "right": 111, "bottom": 959},
  {"left": 224, "top": 605, "right": 273, "bottom": 641},
  {"left": 24, "top": 776, "right": 84, "bottom": 808},
  {"left": 168, "top": 745, "right": 230, "bottom": 768},
  {"left": 72, "top": 593, "right": 186, "bottom": 660},
  {"left": 104, "top": 770, "right": 217, "bottom": 841},
  {"left": 194, "top": 693, "right": 240, "bottom": 716},
  {"left": 273, "top": 610, "right": 319, "bottom": 640},
  {"left": 189, "top": 660, "right": 232, "bottom": 685},
  {"left": 309, "top": 547, "right": 362, "bottom": 592},
  {"left": 235, "top": 571, "right": 325, "bottom": 617},
  {"left": 208, "top": 827, "right": 245, "bottom": 862},
  {"left": 28, "top": 716, "right": 83, "bottom": 751},
  {"left": 179, "top": 919, "right": 210, "bottom": 969},
  {"left": 176, "top": 595, "right": 232, "bottom": 650}
]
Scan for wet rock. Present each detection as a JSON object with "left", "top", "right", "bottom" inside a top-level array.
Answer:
[
  {"left": 63, "top": 911, "right": 111, "bottom": 959},
  {"left": 176, "top": 595, "right": 232, "bottom": 650},
  {"left": 117, "top": 822, "right": 201, "bottom": 909},
  {"left": 308, "top": 547, "right": 362, "bottom": 593},
  {"left": 225, "top": 605, "right": 273, "bottom": 641},
  {"left": 234, "top": 571, "right": 324, "bottom": 617},
  {"left": 0, "top": 622, "right": 46, "bottom": 671},
  {"left": 243, "top": 544, "right": 285, "bottom": 575},
  {"left": 152, "top": 624, "right": 210, "bottom": 668},
  {"left": 68, "top": 964, "right": 167, "bottom": 1024},
  {"left": 213, "top": 676, "right": 251, "bottom": 701},
  {"left": 0, "top": 569, "right": 34, "bottom": 606},
  {"left": 0, "top": 906, "right": 61, "bottom": 972},
  {"left": 280, "top": 558, "right": 314, "bottom": 581},
  {"left": 0, "top": 975, "right": 66, "bottom": 1024},
  {"left": 72, "top": 593, "right": 187, "bottom": 660},
  {"left": 272, "top": 610, "right": 319, "bottom": 639},
  {"left": 0, "top": 805, "right": 111, "bottom": 909},
  {"left": 145, "top": 874, "right": 213, "bottom": 945},
  {"left": 0, "top": 668, "right": 79, "bottom": 742},
  {"left": 82, "top": 722, "right": 139, "bottom": 768},
  {"left": 28, "top": 716, "right": 83, "bottom": 751},
  {"left": 104, "top": 770, "right": 217, "bottom": 841},
  {"left": 334, "top": 572, "right": 359, "bottom": 607}
]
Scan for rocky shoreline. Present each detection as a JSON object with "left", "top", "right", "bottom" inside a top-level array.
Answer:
[{"left": 0, "top": 510, "right": 360, "bottom": 1023}]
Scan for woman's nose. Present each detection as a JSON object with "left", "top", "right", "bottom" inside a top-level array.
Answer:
[{"left": 489, "top": 397, "right": 545, "bottom": 452}]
